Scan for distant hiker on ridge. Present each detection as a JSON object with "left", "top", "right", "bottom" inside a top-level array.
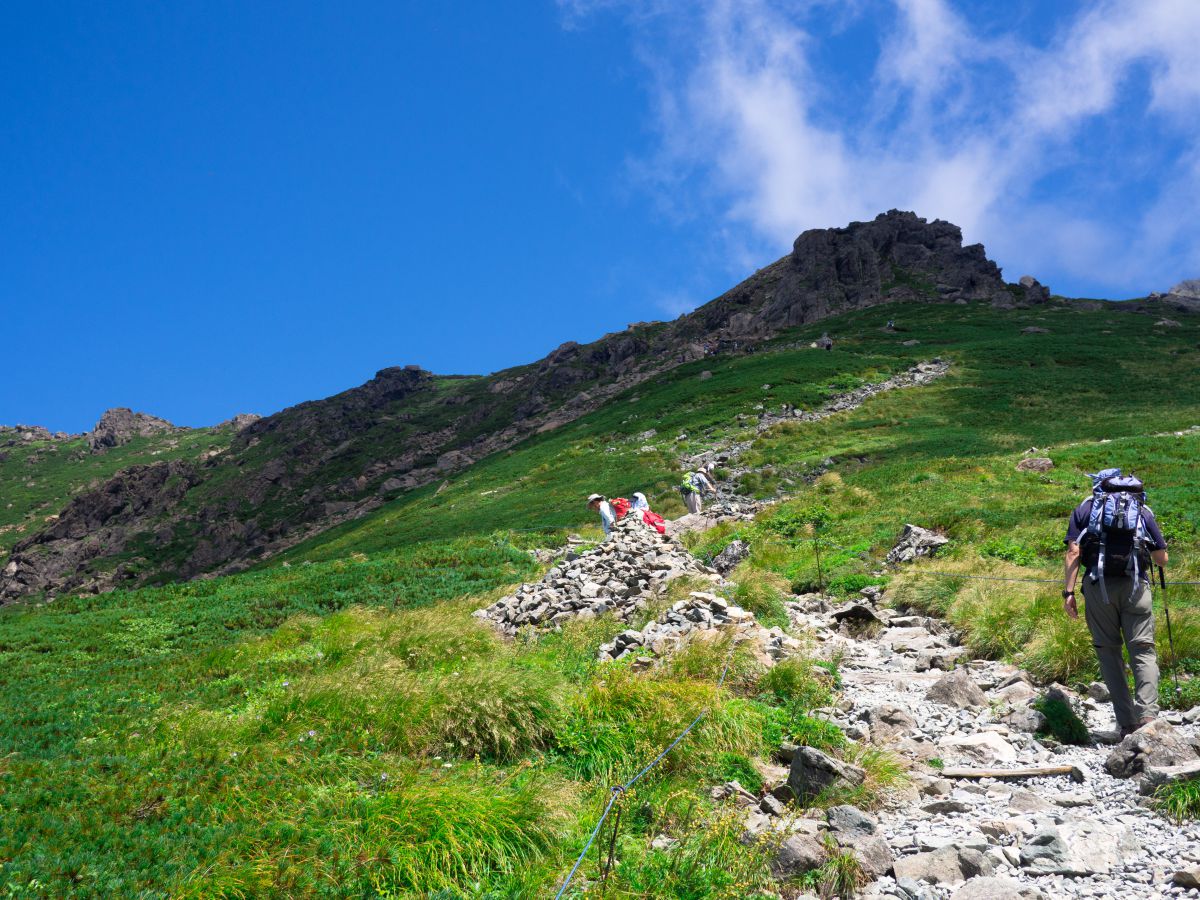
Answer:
[
  {"left": 1062, "top": 468, "right": 1169, "bottom": 737},
  {"left": 587, "top": 493, "right": 617, "bottom": 537}
]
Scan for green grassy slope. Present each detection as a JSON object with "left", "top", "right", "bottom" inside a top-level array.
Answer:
[
  {"left": 2, "top": 300, "right": 1200, "bottom": 897},
  {"left": 284, "top": 300, "right": 1200, "bottom": 560},
  {"left": 0, "top": 428, "right": 234, "bottom": 555}
]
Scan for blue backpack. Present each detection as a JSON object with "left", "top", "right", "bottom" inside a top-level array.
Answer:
[{"left": 1083, "top": 467, "right": 1149, "bottom": 601}]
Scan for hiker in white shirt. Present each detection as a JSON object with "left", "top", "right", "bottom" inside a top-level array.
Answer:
[{"left": 587, "top": 493, "right": 616, "bottom": 536}]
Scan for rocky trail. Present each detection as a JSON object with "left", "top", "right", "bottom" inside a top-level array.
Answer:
[
  {"left": 676, "top": 358, "right": 950, "bottom": 500},
  {"left": 782, "top": 585, "right": 1200, "bottom": 899},
  {"left": 483, "top": 356, "right": 1200, "bottom": 897}
]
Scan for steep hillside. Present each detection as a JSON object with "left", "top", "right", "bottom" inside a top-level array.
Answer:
[
  {"left": 2, "top": 300, "right": 1198, "bottom": 897},
  {"left": 1, "top": 211, "right": 1076, "bottom": 601},
  {"left": 0, "top": 419, "right": 234, "bottom": 556}
]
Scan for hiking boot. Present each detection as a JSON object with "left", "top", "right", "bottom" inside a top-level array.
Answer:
[{"left": 1121, "top": 716, "right": 1157, "bottom": 738}]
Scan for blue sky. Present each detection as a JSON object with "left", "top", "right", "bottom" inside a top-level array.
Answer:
[{"left": 4, "top": 1, "right": 1199, "bottom": 433}]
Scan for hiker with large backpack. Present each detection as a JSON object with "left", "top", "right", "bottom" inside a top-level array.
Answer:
[
  {"left": 1062, "top": 468, "right": 1169, "bottom": 737},
  {"left": 679, "top": 470, "right": 714, "bottom": 515}
]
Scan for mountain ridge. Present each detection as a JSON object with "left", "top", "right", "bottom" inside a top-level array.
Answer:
[{"left": 0, "top": 210, "right": 1184, "bottom": 602}]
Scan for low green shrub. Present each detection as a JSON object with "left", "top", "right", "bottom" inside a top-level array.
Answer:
[
  {"left": 759, "top": 657, "right": 835, "bottom": 711},
  {"left": 714, "top": 752, "right": 763, "bottom": 793},
  {"left": 1154, "top": 778, "right": 1200, "bottom": 823},
  {"left": 1033, "top": 697, "right": 1090, "bottom": 745},
  {"left": 607, "top": 806, "right": 775, "bottom": 898}
]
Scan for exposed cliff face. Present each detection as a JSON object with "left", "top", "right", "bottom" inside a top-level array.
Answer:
[
  {"left": 1, "top": 460, "right": 200, "bottom": 599},
  {"left": 681, "top": 210, "right": 1042, "bottom": 342},
  {"left": 0, "top": 211, "right": 1060, "bottom": 601}
]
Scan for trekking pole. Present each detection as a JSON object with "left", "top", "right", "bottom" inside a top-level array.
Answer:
[{"left": 1159, "top": 566, "right": 1183, "bottom": 700}]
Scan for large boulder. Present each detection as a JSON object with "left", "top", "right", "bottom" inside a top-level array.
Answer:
[
  {"left": 893, "top": 846, "right": 994, "bottom": 885},
  {"left": 938, "top": 732, "right": 1018, "bottom": 766},
  {"left": 785, "top": 747, "right": 865, "bottom": 804},
  {"left": 1016, "top": 457, "right": 1053, "bottom": 473},
  {"left": 1017, "top": 275, "right": 1050, "bottom": 304},
  {"left": 826, "top": 805, "right": 893, "bottom": 879},
  {"left": 830, "top": 603, "right": 887, "bottom": 632},
  {"left": 866, "top": 704, "right": 917, "bottom": 742},
  {"left": 1140, "top": 758, "right": 1200, "bottom": 794},
  {"left": 770, "top": 832, "right": 827, "bottom": 878},
  {"left": 926, "top": 668, "right": 988, "bottom": 709},
  {"left": 1019, "top": 820, "right": 1139, "bottom": 876},
  {"left": 711, "top": 539, "right": 750, "bottom": 574},
  {"left": 886, "top": 524, "right": 949, "bottom": 564},
  {"left": 1104, "top": 718, "right": 1200, "bottom": 779}
]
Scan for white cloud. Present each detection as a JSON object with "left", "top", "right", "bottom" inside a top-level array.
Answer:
[{"left": 563, "top": 0, "right": 1200, "bottom": 294}]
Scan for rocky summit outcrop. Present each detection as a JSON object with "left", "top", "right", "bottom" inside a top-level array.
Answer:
[
  {"left": 87, "top": 408, "right": 178, "bottom": 452},
  {"left": 681, "top": 210, "right": 1044, "bottom": 344}
]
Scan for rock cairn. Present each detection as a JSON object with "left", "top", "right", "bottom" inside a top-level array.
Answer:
[{"left": 475, "top": 515, "right": 716, "bottom": 636}]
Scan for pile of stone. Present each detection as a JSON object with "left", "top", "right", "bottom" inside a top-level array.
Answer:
[
  {"left": 475, "top": 515, "right": 716, "bottom": 636},
  {"left": 597, "top": 590, "right": 802, "bottom": 663},
  {"left": 886, "top": 524, "right": 951, "bottom": 565}
]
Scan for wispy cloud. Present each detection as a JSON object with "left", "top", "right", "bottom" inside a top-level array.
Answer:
[{"left": 562, "top": 0, "right": 1200, "bottom": 295}]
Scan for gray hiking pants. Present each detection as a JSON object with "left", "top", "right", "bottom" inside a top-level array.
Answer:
[
  {"left": 1082, "top": 576, "right": 1160, "bottom": 730},
  {"left": 684, "top": 491, "right": 702, "bottom": 515}
]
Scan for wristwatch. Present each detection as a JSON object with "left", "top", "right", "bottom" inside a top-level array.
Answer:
[{"left": 1062, "top": 589, "right": 1075, "bottom": 599}]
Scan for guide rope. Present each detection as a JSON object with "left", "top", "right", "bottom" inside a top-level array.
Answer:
[{"left": 552, "top": 636, "right": 738, "bottom": 898}]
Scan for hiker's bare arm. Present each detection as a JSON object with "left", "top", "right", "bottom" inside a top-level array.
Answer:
[
  {"left": 1151, "top": 548, "right": 1168, "bottom": 567},
  {"left": 1063, "top": 542, "right": 1081, "bottom": 620},
  {"left": 1063, "top": 542, "right": 1080, "bottom": 590}
]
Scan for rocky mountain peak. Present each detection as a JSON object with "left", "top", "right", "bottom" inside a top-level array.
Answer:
[
  {"left": 683, "top": 210, "right": 1047, "bottom": 344},
  {"left": 87, "top": 408, "right": 178, "bottom": 452},
  {"left": 1168, "top": 279, "right": 1200, "bottom": 300}
]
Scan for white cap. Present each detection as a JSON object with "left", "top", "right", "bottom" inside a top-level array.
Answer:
[{"left": 586, "top": 493, "right": 603, "bottom": 504}]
